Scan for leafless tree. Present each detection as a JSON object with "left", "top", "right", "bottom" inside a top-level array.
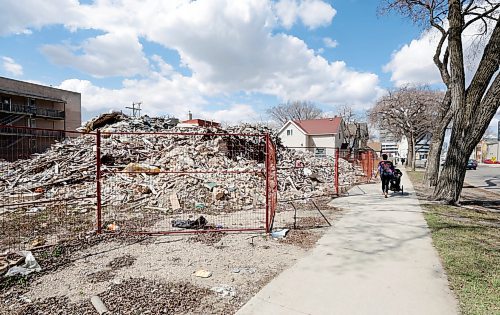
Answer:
[
  {"left": 382, "top": 0, "right": 500, "bottom": 204},
  {"left": 336, "top": 104, "right": 359, "bottom": 148},
  {"left": 336, "top": 104, "right": 358, "bottom": 124},
  {"left": 267, "top": 100, "right": 323, "bottom": 125},
  {"left": 369, "top": 86, "right": 442, "bottom": 170}
]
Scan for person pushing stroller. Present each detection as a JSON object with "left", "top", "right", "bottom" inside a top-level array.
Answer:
[{"left": 376, "top": 154, "right": 395, "bottom": 198}]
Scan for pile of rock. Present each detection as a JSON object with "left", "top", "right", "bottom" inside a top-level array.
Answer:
[{"left": 0, "top": 114, "right": 358, "bottom": 217}]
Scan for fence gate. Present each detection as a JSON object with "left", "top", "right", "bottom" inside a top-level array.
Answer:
[{"left": 97, "top": 130, "right": 273, "bottom": 234}]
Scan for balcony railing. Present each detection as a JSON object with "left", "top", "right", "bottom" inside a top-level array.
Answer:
[
  {"left": 0, "top": 125, "right": 65, "bottom": 138},
  {"left": 0, "top": 102, "right": 65, "bottom": 119}
]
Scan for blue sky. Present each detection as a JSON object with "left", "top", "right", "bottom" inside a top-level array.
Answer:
[{"left": 0, "top": 0, "right": 489, "bottom": 126}]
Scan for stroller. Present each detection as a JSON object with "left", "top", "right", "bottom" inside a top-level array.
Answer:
[{"left": 389, "top": 168, "right": 404, "bottom": 194}]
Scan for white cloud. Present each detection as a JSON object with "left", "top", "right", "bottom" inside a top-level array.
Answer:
[
  {"left": 384, "top": 20, "right": 496, "bottom": 87},
  {"left": 2, "top": 56, "right": 23, "bottom": 76},
  {"left": 200, "top": 104, "right": 259, "bottom": 123},
  {"left": 383, "top": 29, "right": 441, "bottom": 87},
  {"left": 275, "top": 0, "right": 336, "bottom": 29},
  {"left": 274, "top": 0, "right": 298, "bottom": 28},
  {"left": 57, "top": 77, "right": 260, "bottom": 124},
  {"left": 58, "top": 73, "right": 207, "bottom": 117},
  {"left": 323, "top": 37, "right": 338, "bottom": 48},
  {"left": 142, "top": 1, "right": 378, "bottom": 106},
  {"left": 41, "top": 32, "right": 150, "bottom": 77},
  {"left": 0, "top": 0, "right": 81, "bottom": 35},
  {"left": 3, "top": 0, "right": 381, "bottom": 114},
  {"left": 298, "top": 0, "right": 336, "bottom": 29}
]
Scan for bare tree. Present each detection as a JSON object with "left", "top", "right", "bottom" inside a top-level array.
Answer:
[
  {"left": 336, "top": 104, "right": 358, "bottom": 148},
  {"left": 382, "top": 1, "right": 500, "bottom": 204},
  {"left": 267, "top": 100, "right": 323, "bottom": 125},
  {"left": 336, "top": 104, "right": 358, "bottom": 124},
  {"left": 369, "top": 86, "right": 442, "bottom": 170}
]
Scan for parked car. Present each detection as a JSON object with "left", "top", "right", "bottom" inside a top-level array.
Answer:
[
  {"left": 466, "top": 159, "right": 478, "bottom": 170},
  {"left": 484, "top": 159, "right": 500, "bottom": 164}
]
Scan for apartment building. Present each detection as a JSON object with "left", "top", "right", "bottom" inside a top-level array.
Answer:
[
  {"left": 0, "top": 76, "right": 81, "bottom": 161},
  {"left": 379, "top": 129, "right": 399, "bottom": 158}
]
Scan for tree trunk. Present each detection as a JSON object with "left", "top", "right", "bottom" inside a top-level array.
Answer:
[
  {"left": 433, "top": 9, "right": 500, "bottom": 204},
  {"left": 406, "top": 135, "right": 414, "bottom": 170},
  {"left": 411, "top": 132, "right": 416, "bottom": 171},
  {"left": 424, "top": 92, "right": 452, "bottom": 187}
]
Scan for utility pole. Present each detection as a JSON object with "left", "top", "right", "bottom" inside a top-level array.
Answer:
[{"left": 126, "top": 102, "right": 142, "bottom": 117}]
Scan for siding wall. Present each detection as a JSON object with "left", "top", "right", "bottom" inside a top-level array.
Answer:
[
  {"left": 278, "top": 122, "right": 307, "bottom": 151},
  {"left": 309, "top": 134, "right": 336, "bottom": 156}
]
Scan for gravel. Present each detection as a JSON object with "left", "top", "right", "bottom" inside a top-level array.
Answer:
[
  {"left": 10, "top": 279, "right": 220, "bottom": 315},
  {"left": 1, "top": 207, "right": 342, "bottom": 314},
  {"left": 188, "top": 232, "right": 226, "bottom": 246}
]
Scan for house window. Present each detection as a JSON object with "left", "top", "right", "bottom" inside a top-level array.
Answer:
[
  {"left": 29, "top": 118, "right": 36, "bottom": 128},
  {"left": 287, "top": 129, "right": 293, "bottom": 136}
]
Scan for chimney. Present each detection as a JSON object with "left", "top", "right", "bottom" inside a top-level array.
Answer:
[{"left": 188, "top": 111, "right": 192, "bottom": 120}]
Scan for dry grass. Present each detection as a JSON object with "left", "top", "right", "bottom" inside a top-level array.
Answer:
[{"left": 407, "top": 169, "right": 500, "bottom": 315}]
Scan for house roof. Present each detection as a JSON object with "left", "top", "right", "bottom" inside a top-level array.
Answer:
[
  {"left": 367, "top": 141, "right": 382, "bottom": 152},
  {"left": 292, "top": 117, "right": 342, "bottom": 135}
]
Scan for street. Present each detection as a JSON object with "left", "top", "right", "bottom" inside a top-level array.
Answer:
[{"left": 464, "top": 164, "right": 500, "bottom": 194}]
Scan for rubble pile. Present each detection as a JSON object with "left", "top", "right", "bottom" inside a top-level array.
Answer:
[
  {"left": 0, "top": 114, "right": 358, "bottom": 220},
  {"left": 277, "top": 149, "right": 356, "bottom": 201}
]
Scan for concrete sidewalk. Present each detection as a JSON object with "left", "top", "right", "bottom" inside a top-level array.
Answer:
[{"left": 237, "top": 171, "right": 458, "bottom": 315}]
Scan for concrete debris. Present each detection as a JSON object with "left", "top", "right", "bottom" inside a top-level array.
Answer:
[
  {"left": 211, "top": 285, "right": 236, "bottom": 297},
  {"left": 194, "top": 269, "right": 212, "bottom": 278},
  {"left": 0, "top": 114, "right": 360, "bottom": 232},
  {"left": 90, "top": 295, "right": 110, "bottom": 315}
]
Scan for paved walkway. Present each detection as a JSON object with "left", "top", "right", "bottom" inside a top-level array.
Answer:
[{"left": 237, "top": 171, "right": 458, "bottom": 315}]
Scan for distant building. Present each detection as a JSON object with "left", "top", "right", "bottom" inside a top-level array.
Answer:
[
  {"left": 346, "top": 122, "right": 369, "bottom": 150},
  {"left": 0, "top": 76, "right": 81, "bottom": 161},
  {"left": 379, "top": 129, "right": 399, "bottom": 158},
  {"left": 180, "top": 111, "right": 220, "bottom": 128},
  {"left": 181, "top": 119, "right": 220, "bottom": 128},
  {"left": 483, "top": 138, "right": 499, "bottom": 161},
  {"left": 367, "top": 141, "right": 382, "bottom": 157},
  {"left": 277, "top": 117, "right": 347, "bottom": 156}
]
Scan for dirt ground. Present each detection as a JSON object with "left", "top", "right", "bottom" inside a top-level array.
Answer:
[{"left": 0, "top": 199, "right": 341, "bottom": 315}]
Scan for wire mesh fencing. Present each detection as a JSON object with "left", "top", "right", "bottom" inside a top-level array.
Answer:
[
  {"left": 0, "top": 126, "right": 97, "bottom": 252},
  {"left": 1, "top": 123, "right": 374, "bottom": 252},
  {"left": 98, "top": 130, "right": 273, "bottom": 234}
]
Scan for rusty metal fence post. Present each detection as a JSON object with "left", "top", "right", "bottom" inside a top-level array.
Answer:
[
  {"left": 265, "top": 133, "right": 277, "bottom": 233},
  {"left": 335, "top": 148, "right": 340, "bottom": 195},
  {"left": 265, "top": 134, "right": 270, "bottom": 233},
  {"left": 96, "top": 130, "right": 102, "bottom": 234}
]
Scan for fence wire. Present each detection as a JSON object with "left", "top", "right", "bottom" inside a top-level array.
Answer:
[
  {"left": 0, "top": 126, "right": 96, "bottom": 252},
  {"left": 98, "top": 131, "right": 271, "bottom": 234}
]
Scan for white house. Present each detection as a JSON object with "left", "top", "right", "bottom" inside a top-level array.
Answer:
[{"left": 277, "top": 117, "right": 346, "bottom": 156}]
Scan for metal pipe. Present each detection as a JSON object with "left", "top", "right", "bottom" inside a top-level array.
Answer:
[
  {"left": 335, "top": 148, "right": 339, "bottom": 195},
  {"left": 265, "top": 133, "right": 270, "bottom": 233},
  {"left": 96, "top": 130, "right": 102, "bottom": 234}
]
